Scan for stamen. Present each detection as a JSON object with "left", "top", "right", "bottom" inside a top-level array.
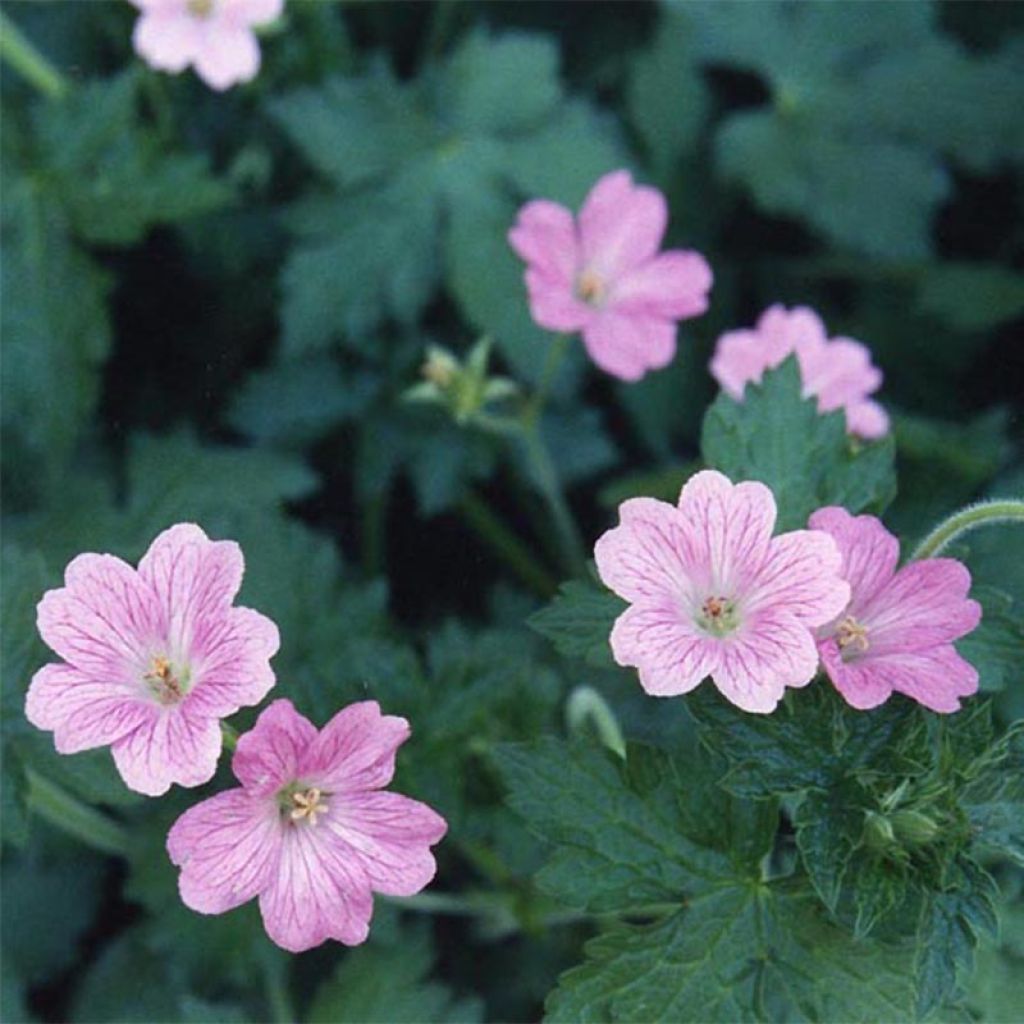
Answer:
[
  {"left": 697, "top": 595, "right": 739, "bottom": 636},
  {"left": 144, "top": 656, "right": 186, "bottom": 705},
  {"left": 576, "top": 269, "right": 607, "bottom": 306},
  {"left": 290, "top": 787, "right": 329, "bottom": 826},
  {"left": 187, "top": 0, "right": 215, "bottom": 17},
  {"left": 836, "top": 616, "right": 870, "bottom": 658}
]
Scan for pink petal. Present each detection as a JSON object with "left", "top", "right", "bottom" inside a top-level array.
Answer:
[
  {"left": 168, "top": 789, "right": 281, "bottom": 913},
  {"left": 746, "top": 529, "right": 850, "bottom": 628},
  {"left": 322, "top": 790, "right": 447, "bottom": 897},
  {"left": 37, "top": 553, "right": 154, "bottom": 679},
  {"left": 713, "top": 609, "right": 820, "bottom": 714},
  {"left": 582, "top": 311, "right": 676, "bottom": 381},
  {"left": 259, "top": 826, "right": 373, "bottom": 952},
  {"left": 233, "top": 699, "right": 317, "bottom": 796},
  {"left": 223, "top": 0, "right": 283, "bottom": 24},
  {"left": 524, "top": 268, "right": 591, "bottom": 332},
  {"left": 579, "top": 170, "right": 668, "bottom": 280},
  {"left": 818, "top": 639, "right": 893, "bottom": 711},
  {"left": 193, "top": 22, "right": 260, "bottom": 90},
  {"left": 864, "top": 559, "right": 980, "bottom": 653},
  {"left": 610, "top": 250, "right": 713, "bottom": 321},
  {"left": 299, "top": 701, "right": 410, "bottom": 793},
  {"left": 111, "top": 707, "right": 221, "bottom": 796},
  {"left": 26, "top": 664, "right": 153, "bottom": 754},
  {"left": 845, "top": 400, "right": 890, "bottom": 440},
  {"left": 137, "top": 524, "right": 244, "bottom": 663},
  {"left": 132, "top": 9, "right": 202, "bottom": 73},
  {"left": 798, "top": 338, "right": 882, "bottom": 414},
  {"left": 609, "top": 602, "right": 718, "bottom": 697},
  {"left": 185, "top": 606, "right": 279, "bottom": 718},
  {"left": 676, "top": 471, "right": 777, "bottom": 595},
  {"left": 807, "top": 507, "right": 900, "bottom": 614},
  {"left": 708, "top": 327, "right": 783, "bottom": 400},
  {"left": 508, "top": 199, "right": 579, "bottom": 285},
  {"left": 758, "top": 305, "right": 828, "bottom": 352}
]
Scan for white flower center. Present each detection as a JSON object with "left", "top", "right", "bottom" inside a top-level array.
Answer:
[
  {"left": 285, "top": 786, "right": 330, "bottom": 826},
  {"left": 696, "top": 595, "right": 740, "bottom": 637},
  {"left": 142, "top": 655, "right": 190, "bottom": 705},
  {"left": 576, "top": 268, "right": 608, "bottom": 307},
  {"left": 836, "top": 615, "right": 870, "bottom": 661}
]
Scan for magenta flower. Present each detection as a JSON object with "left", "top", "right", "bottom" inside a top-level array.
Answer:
[
  {"left": 709, "top": 304, "right": 889, "bottom": 439},
  {"left": 25, "top": 523, "right": 279, "bottom": 796},
  {"left": 508, "top": 169, "right": 713, "bottom": 382},
  {"left": 168, "top": 699, "right": 447, "bottom": 953},
  {"left": 808, "top": 507, "right": 981, "bottom": 713},
  {"left": 131, "top": 0, "right": 283, "bottom": 91},
  {"left": 595, "top": 470, "right": 850, "bottom": 714}
]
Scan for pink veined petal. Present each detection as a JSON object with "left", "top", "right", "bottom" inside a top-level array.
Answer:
[
  {"left": 222, "top": 0, "right": 284, "bottom": 25},
  {"left": 299, "top": 702, "right": 411, "bottom": 793},
  {"left": 508, "top": 199, "right": 579, "bottom": 286},
  {"left": 192, "top": 22, "right": 261, "bottom": 90},
  {"left": 844, "top": 400, "right": 890, "bottom": 440},
  {"left": 757, "top": 304, "right": 828, "bottom": 353},
  {"left": 745, "top": 528, "right": 850, "bottom": 628},
  {"left": 259, "top": 825, "right": 373, "bottom": 953},
  {"left": 37, "top": 553, "right": 155, "bottom": 679},
  {"left": 579, "top": 170, "right": 668, "bottom": 280},
  {"left": 233, "top": 699, "right": 318, "bottom": 795},
  {"left": 818, "top": 638, "right": 894, "bottom": 711},
  {"left": 186, "top": 605, "right": 279, "bottom": 718},
  {"left": 111, "top": 707, "right": 221, "bottom": 796},
  {"left": 323, "top": 790, "right": 447, "bottom": 897},
  {"left": 712, "top": 609, "right": 821, "bottom": 714},
  {"left": 523, "top": 267, "right": 591, "bottom": 332},
  {"left": 798, "top": 337, "right": 882, "bottom": 415},
  {"left": 609, "top": 603, "right": 719, "bottom": 698},
  {"left": 708, "top": 327, "right": 783, "bottom": 400},
  {"left": 676, "top": 471, "right": 777, "bottom": 596},
  {"left": 595, "top": 497, "right": 705, "bottom": 605},
  {"left": 137, "top": 524, "right": 244, "bottom": 663},
  {"left": 863, "top": 558, "right": 981, "bottom": 653},
  {"left": 132, "top": 9, "right": 202, "bottom": 73},
  {"left": 609, "top": 250, "right": 713, "bottom": 321},
  {"left": 167, "top": 789, "right": 282, "bottom": 914},
  {"left": 581, "top": 310, "right": 676, "bottom": 381},
  {"left": 808, "top": 507, "right": 900, "bottom": 615},
  {"left": 26, "top": 664, "right": 154, "bottom": 754}
]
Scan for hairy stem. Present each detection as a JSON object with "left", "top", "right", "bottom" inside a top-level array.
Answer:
[
  {"left": 26, "top": 769, "right": 129, "bottom": 856},
  {"left": 911, "top": 498, "right": 1024, "bottom": 560},
  {"left": 0, "top": 12, "right": 67, "bottom": 99},
  {"left": 221, "top": 721, "right": 240, "bottom": 752}
]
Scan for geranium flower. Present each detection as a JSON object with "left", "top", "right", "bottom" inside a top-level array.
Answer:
[
  {"left": 808, "top": 507, "right": 981, "bottom": 713},
  {"left": 167, "top": 699, "right": 447, "bottom": 953},
  {"left": 131, "top": 0, "right": 283, "bottom": 91},
  {"left": 709, "top": 304, "right": 889, "bottom": 439},
  {"left": 25, "top": 523, "right": 279, "bottom": 796},
  {"left": 595, "top": 470, "right": 850, "bottom": 713},
  {"left": 508, "top": 169, "right": 713, "bottom": 382}
]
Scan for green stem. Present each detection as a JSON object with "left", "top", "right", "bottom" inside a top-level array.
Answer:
[
  {"left": 565, "top": 686, "right": 626, "bottom": 759},
  {"left": 221, "top": 721, "right": 239, "bottom": 752},
  {"left": 26, "top": 769, "right": 129, "bottom": 856},
  {"left": 422, "top": 0, "right": 458, "bottom": 64},
  {"left": 911, "top": 498, "right": 1024, "bottom": 561},
  {"left": 261, "top": 949, "right": 295, "bottom": 1024},
  {"left": 0, "top": 11, "right": 68, "bottom": 100},
  {"left": 525, "top": 333, "right": 572, "bottom": 428},
  {"left": 460, "top": 490, "right": 558, "bottom": 597},
  {"left": 385, "top": 890, "right": 486, "bottom": 916},
  {"left": 362, "top": 494, "right": 386, "bottom": 576}
]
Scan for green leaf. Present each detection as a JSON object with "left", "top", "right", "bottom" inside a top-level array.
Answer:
[
  {"left": 916, "top": 264, "right": 1024, "bottom": 333},
  {"left": 701, "top": 358, "right": 896, "bottom": 531},
  {"left": 527, "top": 580, "right": 624, "bottom": 669},
  {"left": 308, "top": 929, "right": 483, "bottom": 1024},
  {"left": 961, "top": 722, "right": 1024, "bottom": 867}
]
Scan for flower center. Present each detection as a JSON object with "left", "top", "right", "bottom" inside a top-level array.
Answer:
[
  {"left": 696, "top": 595, "right": 740, "bottom": 636},
  {"left": 576, "top": 268, "right": 608, "bottom": 307},
  {"left": 187, "top": 0, "right": 215, "bottom": 18},
  {"left": 143, "top": 655, "right": 190, "bottom": 705},
  {"left": 836, "top": 616, "right": 870, "bottom": 660},
  {"left": 285, "top": 786, "right": 330, "bottom": 826}
]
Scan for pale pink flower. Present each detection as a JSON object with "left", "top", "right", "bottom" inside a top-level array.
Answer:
[
  {"left": 709, "top": 304, "right": 889, "bottom": 439},
  {"left": 809, "top": 507, "right": 981, "bottom": 713},
  {"left": 131, "top": 0, "right": 283, "bottom": 91},
  {"left": 508, "top": 169, "right": 713, "bottom": 382},
  {"left": 168, "top": 699, "right": 447, "bottom": 953},
  {"left": 25, "top": 523, "right": 279, "bottom": 796},
  {"left": 595, "top": 470, "right": 850, "bottom": 714}
]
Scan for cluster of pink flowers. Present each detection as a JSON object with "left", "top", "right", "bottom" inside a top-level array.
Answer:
[
  {"left": 596, "top": 470, "right": 981, "bottom": 715},
  {"left": 26, "top": 524, "right": 446, "bottom": 953}
]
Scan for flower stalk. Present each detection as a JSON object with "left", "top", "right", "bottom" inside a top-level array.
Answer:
[
  {"left": 0, "top": 12, "right": 68, "bottom": 100},
  {"left": 26, "top": 769, "right": 129, "bottom": 856},
  {"left": 911, "top": 498, "right": 1024, "bottom": 561}
]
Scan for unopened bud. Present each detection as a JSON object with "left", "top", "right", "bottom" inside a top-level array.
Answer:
[{"left": 890, "top": 809, "right": 939, "bottom": 846}]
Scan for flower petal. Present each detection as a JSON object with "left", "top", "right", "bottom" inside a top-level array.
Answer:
[
  {"left": 709, "top": 326, "right": 786, "bottom": 400},
  {"left": 523, "top": 268, "right": 591, "bottom": 332},
  {"left": 259, "top": 826, "right": 373, "bottom": 952},
  {"left": 508, "top": 199, "right": 579, "bottom": 285},
  {"left": 845, "top": 400, "right": 890, "bottom": 440},
  {"left": 582, "top": 311, "right": 676, "bottom": 381},
  {"left": 111, "top": 707, "right": 221, "bottom": 796},
  {"left": 323, "top": 790, "right": 447, "bottom": 896},
  {"left": 168, "top": 789, "right": 281, "bottom": 914},
  {"left": 132, "top": 9, "right": 201, "bottom": 73},
  {"left": 193, "top": 22, "right": 260, "bottom": 90},
  {"left": 233, "top": 699, "right": 318, "bottom": 795},
  {"left": 610, "top": 250, "right": 712, "bottom": 320},
  {"left": 224, "top": 0, "right": 284, "bottom": 24},
  {"left": 579, "top": 170, "right": 667, "bottom": 279},
  {"left": 299, "top": 701, "right": 410, "bottom": 793}
]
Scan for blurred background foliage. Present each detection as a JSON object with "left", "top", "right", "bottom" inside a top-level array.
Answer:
[{"left": 1, "top": 1, "right": 1022, "bottom": 1021}]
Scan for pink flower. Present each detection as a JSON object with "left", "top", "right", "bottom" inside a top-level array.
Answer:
[
  {"left": 25, "top": 523, "right": 279, "bottom": 796},
  {"left": 167, "top": 699, "right": 447, "bottom": 953},
  {"left": 595, "top": 470, "right": 850, "bottom": 713},
  {"left": 709, "top": 304, "right": 889, "bottom": 439},
  {"left": 808, "top": 507, "right": 981, "bottom": 713},
  {"left": 508, "top": 169, "right": 713, "bottom": 382},
  {"left": 131, "top": 0, "right": 283, "bottom": 91}
]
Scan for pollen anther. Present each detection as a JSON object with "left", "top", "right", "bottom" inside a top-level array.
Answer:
[
  {"left": 836, "top": 616, "right": 870, "bottom": 657},
  {"left": 290, "top": 787, "right": 329, "bottom": 826}
]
